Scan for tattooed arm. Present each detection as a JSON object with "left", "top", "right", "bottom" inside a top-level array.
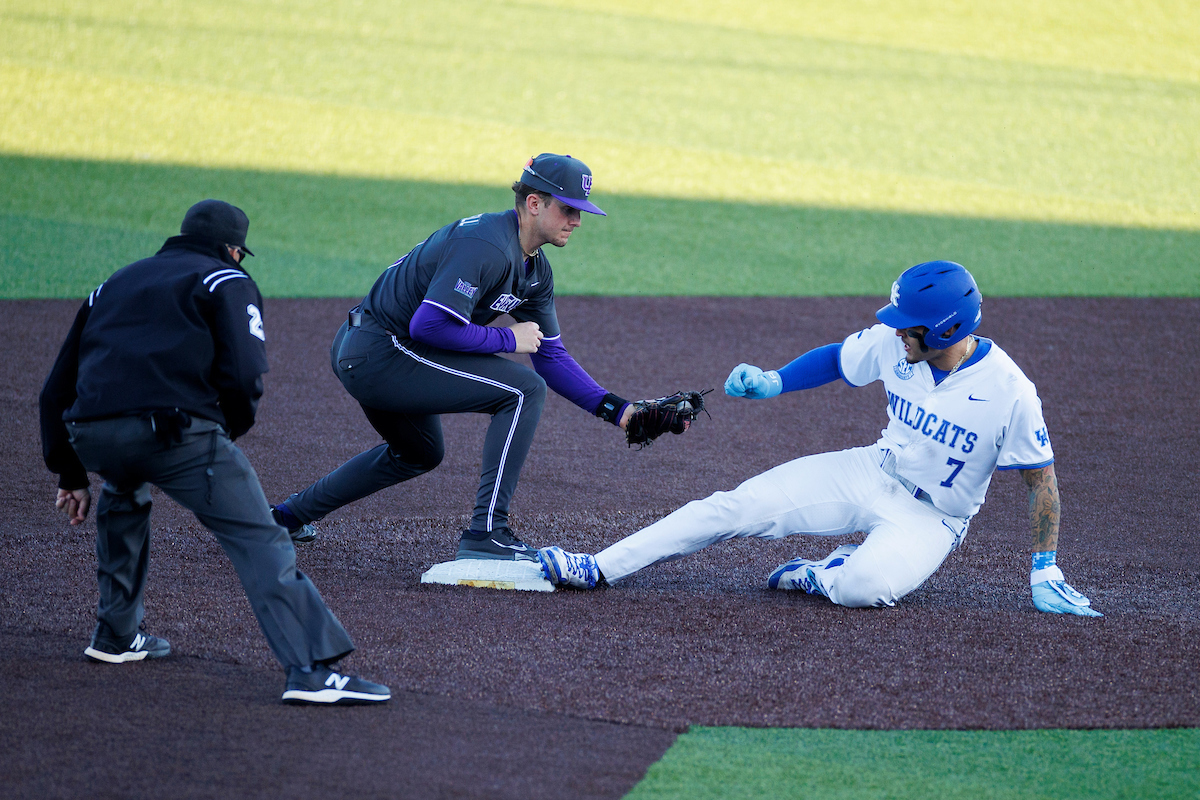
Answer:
[
  {"left": 1020, "top": 464, "right": 1059, "bottom": 553},
  {"left": 1021, "top": 464, "right": 1102, "bottom": 617}
]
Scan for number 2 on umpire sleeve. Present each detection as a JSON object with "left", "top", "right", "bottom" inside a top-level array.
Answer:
[
  {"left": 246, "top": 304, "right": 265, "bottom": 341},
  {"left": 940, "top": 458, "right": 966, "bottom": 488}
]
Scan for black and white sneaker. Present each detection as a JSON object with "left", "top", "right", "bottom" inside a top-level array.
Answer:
[
  {"left": 281, "top": 666, "right": 391, "bottom": 705},
  {"left": 84, "top": 628, "right": 171, "bottom": 663},
  {"left": 455, "top": 528, "right": 539, "bottom": 561},
  {"left": 272, "top": 503, "right": 319, "bottom": 544}
]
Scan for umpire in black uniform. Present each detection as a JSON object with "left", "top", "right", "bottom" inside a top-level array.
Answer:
[{"left": 40, "top": 200, "right": 389, "bottom": 705}]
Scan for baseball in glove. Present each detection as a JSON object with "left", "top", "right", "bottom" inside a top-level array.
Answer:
[{"left": 625, "top": 389, "right": 711, "bottom": 449}]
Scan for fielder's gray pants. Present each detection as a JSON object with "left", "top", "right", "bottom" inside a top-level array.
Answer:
[
  {"left": 286, "top": 319, "right": 546, "bottom": 534},
  {"left": 67, "top": 416, "right": 355, "bottom": 669}
]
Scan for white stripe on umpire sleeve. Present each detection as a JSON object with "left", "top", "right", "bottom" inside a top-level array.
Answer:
[
  {"left": 208, "top": 273, "right": 250, "bottom": 292},
  {"left": 391, "top": 335, "right": 522, "bottom": 532},
  {"left": 203, "top": 269, "right": 244, "bottom": 285}
]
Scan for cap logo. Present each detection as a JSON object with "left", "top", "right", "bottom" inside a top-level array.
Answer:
[
  {"left": 581, "top": 174, "right": 592, "bottom": 197},
  {"left": 890, "top": 280, "right": 901, "bottom": 307}
]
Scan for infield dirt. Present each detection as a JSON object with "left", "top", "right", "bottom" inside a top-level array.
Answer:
[{"left": 3, "top": 296, "right": 1197, "bottom": 798}]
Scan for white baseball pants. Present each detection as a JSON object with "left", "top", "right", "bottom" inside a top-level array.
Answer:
[{"left": 594, "top": 445, "right": 970, "bottom": 607}]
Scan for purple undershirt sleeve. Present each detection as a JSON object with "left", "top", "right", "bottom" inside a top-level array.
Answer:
[
  {"left": 777, "top": 343, "right": 843, "bottom": 392},
  {"left": 409, "top": 301, "right": 516, "bottom": 353},
  {"left": 529, "top": 337, "right": 610, "bottom": 413}
]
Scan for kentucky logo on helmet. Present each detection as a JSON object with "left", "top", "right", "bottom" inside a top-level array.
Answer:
[
  {"left": 581, "top": 174, "right": 593, "bottom": 197},
  {"left": 890, "top": 281, "right": 901, "bottom": 307}
]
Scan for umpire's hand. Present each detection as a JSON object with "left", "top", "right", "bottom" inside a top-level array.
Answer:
[{"left": 56, "top": 487, "right": 92, "bottom": 525}]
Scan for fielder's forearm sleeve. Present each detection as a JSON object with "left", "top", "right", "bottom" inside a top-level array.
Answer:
[
  {"left": 529, "top": 337, "right": 614, "bottom": 416},
  {"left": 777, "top": 343, "right": 844, "bottom": 392},
  {"left": 410, "top": 301, "right": 516, "bottom": 353}
]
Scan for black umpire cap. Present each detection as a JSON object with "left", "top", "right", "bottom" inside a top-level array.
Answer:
[
  {"left": 520, "top": 154, "right": 606, "bottom": 216},
  {"left": 181, "top": 199, "right": 255, "bottom": 255}
]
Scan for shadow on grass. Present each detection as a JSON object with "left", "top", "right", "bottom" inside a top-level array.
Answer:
[{"left": 2, "top": 154, "right": 1196, "bottom": 298}]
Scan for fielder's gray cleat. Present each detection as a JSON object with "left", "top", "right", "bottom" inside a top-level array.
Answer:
[
  {"left": 455, "top": 528, "right": 539, "bottom": 561},
  {"left": 281, "top": 666, "right": 391, "bottom": 705},
  {"left": 272, "top": 503, "right": 318, "bottom": 544},
  {"left": 538, "top": 546, "right": 600, "bottom": 589},
  {"left": 84, "top": 626, "right": 171, "bottom": 663}
]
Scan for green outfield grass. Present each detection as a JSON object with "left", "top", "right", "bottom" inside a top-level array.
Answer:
[
  {"left": 5, "top": 155, "right": 1196, "bottom": 298},
  {"left": 1, "top": 0, "right": 1197, "bottom": 297},
  {"left": 630, "top": 728, "right": 1200, "bottom": 799},
  {"left": 3, "top": 2, "right": 1198, "bottom": 797}
]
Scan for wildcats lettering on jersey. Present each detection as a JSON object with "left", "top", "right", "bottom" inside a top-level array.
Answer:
[{"left": 886, "top": 390, "right": 978, "bottom": 453}]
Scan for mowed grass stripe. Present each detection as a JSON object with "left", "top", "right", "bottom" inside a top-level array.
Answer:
[
  {"left": 4, "top": 61, "right": 1191, "bottom": 232},
  {"left": 629, "top": 728, "right": 1200, "bottom": 799},
  {"left": 2, "top": 1, "right": 1197, "bottom": 230},
  {"left": 5, "top": 157, "right": 1198, "bottom": 298}
]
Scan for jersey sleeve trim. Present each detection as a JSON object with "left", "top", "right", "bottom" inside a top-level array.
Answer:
[
  {"left": 996, "top": 458, "right": 1055, "bottom": 471},
  {"left": 420, "top": 298, "right": 470, "bottom": 324}
]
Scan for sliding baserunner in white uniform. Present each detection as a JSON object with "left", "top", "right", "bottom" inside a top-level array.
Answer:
[{"left": 538, "top": 261, "right": 1101, "bottom": 616}]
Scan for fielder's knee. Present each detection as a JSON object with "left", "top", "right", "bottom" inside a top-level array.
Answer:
[
  {"left": 520, "top": 371, "right": 547, "bottom": 409},
  {"left": 387, "top": 440, "right": 443, "bottom": 475}
]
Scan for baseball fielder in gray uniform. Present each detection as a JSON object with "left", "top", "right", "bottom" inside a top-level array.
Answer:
[
  {"left": 272, "top": 154, "right": 647, "bottom": 561},
  {"left": 539, "top": 262, "right": 1101, "bottom": 618}
]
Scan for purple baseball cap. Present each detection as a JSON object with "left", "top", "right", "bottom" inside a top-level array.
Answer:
[{"left": 520, "top": 153, "right": 606, "bottom": 216}]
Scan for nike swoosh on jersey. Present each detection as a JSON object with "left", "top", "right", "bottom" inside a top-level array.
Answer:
[{"left": 968, "top": 394, "right": 988, "bottom": 401}]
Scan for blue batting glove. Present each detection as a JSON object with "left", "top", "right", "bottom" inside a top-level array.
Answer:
[
  {"left": 724, "top": 364, "right": 782, "bottom": 399},
  {"left": 1032, "top": 580, "right": 1103, "bottom": 617}
]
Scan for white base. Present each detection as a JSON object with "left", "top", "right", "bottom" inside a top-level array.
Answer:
[{"left": 420, "top": 559, "right": 554, "bottom": 592}]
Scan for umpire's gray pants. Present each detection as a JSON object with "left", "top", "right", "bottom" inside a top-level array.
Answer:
[
  {"left": 286, "top": 320, "right": 546, "bottom": 534},
  {"left": 67, "top": 416, "right": 355, "bottom": 670}
]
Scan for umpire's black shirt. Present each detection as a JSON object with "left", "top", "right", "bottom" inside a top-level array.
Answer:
[{"left": 40, "top": 235, "right": 270, "bottom": 490}]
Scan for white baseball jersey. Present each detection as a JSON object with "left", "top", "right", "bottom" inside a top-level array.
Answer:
[{"left": 839, "top": 324, "right": 1053, "bottom": 518}]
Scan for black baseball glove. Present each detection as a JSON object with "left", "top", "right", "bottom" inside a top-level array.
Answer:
[{"left": 625, "top": 390, "right": 711, "bottom": 449}]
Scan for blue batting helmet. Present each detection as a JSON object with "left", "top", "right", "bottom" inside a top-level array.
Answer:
[{"left": 876, "top": 261, "right": 982, "bottom": 349}]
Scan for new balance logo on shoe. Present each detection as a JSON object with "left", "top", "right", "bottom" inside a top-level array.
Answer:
[
  {"left": 281, "top": 666, "right": 391, "bottom": 706},
  {"left": 83, "top": 628, "right": 171, "bottom": 664}
]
